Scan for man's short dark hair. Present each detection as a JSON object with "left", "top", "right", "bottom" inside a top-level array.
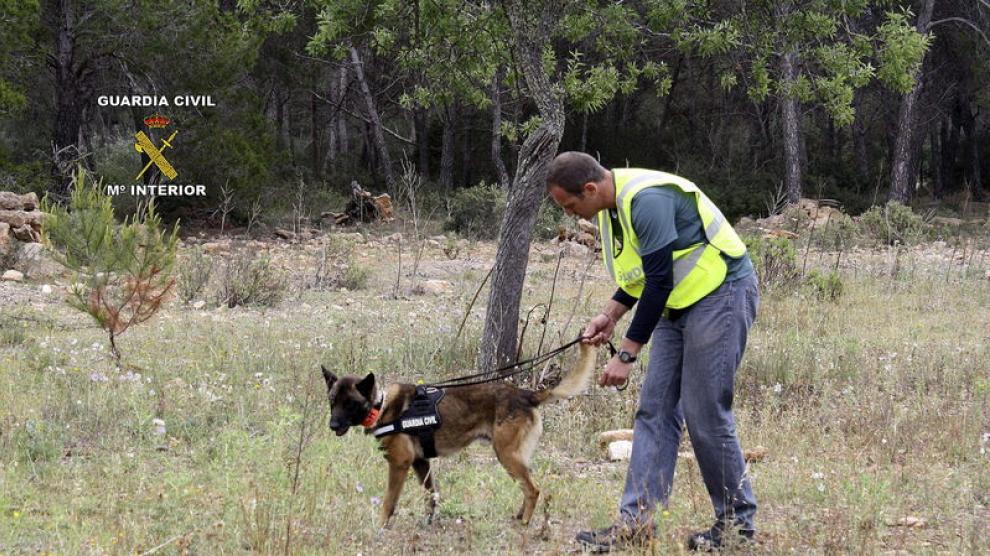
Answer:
[{"left": 546, "top": 151, "right": 607, "bottom": 196}]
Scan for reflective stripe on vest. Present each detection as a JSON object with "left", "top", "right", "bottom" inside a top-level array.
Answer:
[{"left": 597, "top": 169, "right": 747, "bottom": 308}]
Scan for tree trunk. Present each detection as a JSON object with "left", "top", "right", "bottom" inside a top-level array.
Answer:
[
  {"left": 50, "top": 0, "right": 85, "bottom": 200},
  {"left": 416, "top": 108, "right": 430, "bottom": 177},
  {"left": 931, "top": 124, "right": 943, "bottom": 199},
  {"left": 852, "top": 91, "right": 870, "bottom": 186},
  {"left": 439, "top": 105, "right": 455, "bottom": 190},
  {"left": 779, "top": 50, "right": 803, "bottom": 203},
  {"left": 580, "top": 111, "right": 588, "bottom": 152},
  {"left": 323, "top": 68, "right": 342, "bottom": 173},
  {"left": 337, "top": 67, "right": 349, "bottom": 157},
  {"left": 311, "top": 87, "right": 321, "bottom": 179},
  {"left": 491, "top": 72, "right": 510, "bottom": 189},
  {"left": 349, "top": 46, "right": 396, "bottom": 194},
  {"left": 889, "top": 0, "right": 934, "bottom": 204},
  {"left": 480, "top": 0, "right": 565, "bottom": 371},
  {"left": 961, "top": 101, "right": 982, "bottom": 195},
  {"left": 461, "top": 112, "right": 472, "bottom": 187}
]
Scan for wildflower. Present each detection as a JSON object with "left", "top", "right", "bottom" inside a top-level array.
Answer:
[
  {"left": 152, "top": 418, "right": 166, "bottom": 436},
  {"left": 89, "top": 372, "right": 109, "bottom": 382},
  {"left": 371, "top": 496, "right": 381, "bottom": 506},
  {"left": 355, "top": 483, "right": 364, "bottom": 493}
]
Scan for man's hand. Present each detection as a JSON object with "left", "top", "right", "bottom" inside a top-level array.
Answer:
[
  {"left": 582, "top": 313, "right": 616, "bottom": 345},
  {"left": 599, "top": 355, "right": 631, "bottom": 387}
]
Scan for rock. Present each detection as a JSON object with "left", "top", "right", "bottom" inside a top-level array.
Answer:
[
  {"left": 764, "top": 229, "right": 800, "bottom": 239},
  {"left": 202, "top": 241, "right": 229, "bottom": 254},
  {"left": 11, "top": 225, "right": 37, "bottom": 242},
  {"left": 0, "top": 222, "right": 9, "bottom": 252},
  {"left": 563, "top": 242, "right": 590, "bottom": 258},
  {"left": 577, "top": 218, "right": 596, "bottom": 235},
  {"left": 427, "top": 240, "right": 441, "bottom": 248},
  {"left": 931, "top": 216, "right": 964, "bottom": 227},
  {"left": 192, "top": 300, "right": 206, "bottom": 310},
  {"left": 386, "top": 232, "right": 403, "bottom": 243},
  {"left": 0, "top": 209, "right": 44, "bottom": 229},
  {"left": 598, "top": 429, "right": 634, "bottom": 446},
  {"left": 2, "top": 269, "right": 24, "bottom": 282},
  {"left": 41, "top": 284, "right": 53, "bottom": 294},
  {"left": 412, "top": 279, "right": 453, "bottom": 296},
  {"left": 890, "top": 516, "right": 926, "bottom": 529},
  {"left": 0, "top": 192, "right": 39, "bottom": 211},
  {"left": 336, "top": 232, "right": 365, "bottom": 244},
  {"left": 607, "top": 440, "right": 633, "bottom": 461},
  {"left": 430, "top": 235, "right": 447, "bottom": 243},
  {"left": 744, "top": 446, "right": 769, "bottom": 463},
  {"left": 274, "top": 228, "right": 296, "bottom": 240},
  {"left": 575, "top": 232, "right": 597, "bottom": 248}
]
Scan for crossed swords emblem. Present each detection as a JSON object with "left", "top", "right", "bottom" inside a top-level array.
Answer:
[{"left": 133, "top": 130, "right": 178, "bottom": 181}]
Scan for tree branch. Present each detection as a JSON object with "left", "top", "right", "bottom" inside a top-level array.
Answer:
[
  {"left": 310, "top": 89, "right": 415, "bottom": 145},
  {"left": 929, "top": 17, "right": 990, "bottom": 50}
]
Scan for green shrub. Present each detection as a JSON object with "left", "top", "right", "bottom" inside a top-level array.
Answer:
[
  {"left": 443, "top": 182, "right": 506, "bottom": 240},
  {"left": 780, "top": 204, "right": 811, "bottom": 233},
  {"left": 815, "top": 213, "right": 860, "bottom": 250},
  {"left": 805, "top": 269, "right": 844, "bottom": 301},
  {"left": 858, "top": 201, "right": 929, "bottom": 245},
  {"left": 312, "top": 235, "right": 371, "bottom": 291},
  {"left": 42, "top": 167, "right": 179, "bottom": 363},
  {"left": 0, "top": 315, "right": 27, "bottom": 347},
  {"left": 177, "top": 246, "right": 214, "bottom": 303},
  {"left": 534, "top": 200, "right": 569, "bottom": 240},
  {"left": 745, "top": 235, "right": 800, "bottom": 292},
  {"left": 217, "top": 253, "right": 286, "bottom": 308},
  {"left": 340, "top": 263, "right": 372, "bottom": 290},
  {"left": 14, "top": 420, "right": 65, "bottom": 463}
]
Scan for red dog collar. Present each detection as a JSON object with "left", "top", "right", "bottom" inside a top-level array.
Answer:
[{"left": 361, "top": 407, "right": 381, "bottom": 428}]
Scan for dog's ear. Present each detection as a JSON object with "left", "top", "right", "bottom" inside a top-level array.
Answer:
[
  {"left": 356, "top": 373, "right": 375, "bottom": 399},
  {"left": 321, "top": 365, "right": 338, "bottom": 390}
]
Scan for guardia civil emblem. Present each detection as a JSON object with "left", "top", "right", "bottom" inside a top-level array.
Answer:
[{"left": 134, "top": 113, "right": 178, "bottom": 181}]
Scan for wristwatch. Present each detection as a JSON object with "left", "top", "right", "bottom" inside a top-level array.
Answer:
[{"left": 617, "top": 350, "right": 637, "bottom": 364}]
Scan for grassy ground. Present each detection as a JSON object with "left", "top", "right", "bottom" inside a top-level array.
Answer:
[{"left": 1, "top": 228, "right": 988, "bottom": 554}]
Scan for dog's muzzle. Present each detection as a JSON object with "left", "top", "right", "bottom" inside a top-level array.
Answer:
[{"left": 329, "top": 418, "right": 348, "bottom": 436}]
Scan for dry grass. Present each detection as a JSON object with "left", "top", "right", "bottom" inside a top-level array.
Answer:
[{"left": 0, "top": 230, "right": 988, "bottom": 554}]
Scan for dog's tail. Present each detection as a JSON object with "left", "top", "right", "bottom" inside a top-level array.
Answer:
[{"left": 534, "top": 343, "right": 597, "bottom": 405}]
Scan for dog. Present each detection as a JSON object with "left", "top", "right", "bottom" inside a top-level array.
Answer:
[{"left": 321, "top": 343, "right": 596, "bottom": 527}]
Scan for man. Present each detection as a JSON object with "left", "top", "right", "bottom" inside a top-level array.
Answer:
[{"left": 546, "top": 152, "right": 760, "bottom": 552}]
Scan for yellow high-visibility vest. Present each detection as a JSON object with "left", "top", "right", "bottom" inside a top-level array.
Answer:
[{"left": 597, "top": 169, "right": 747, "bottom": 309}]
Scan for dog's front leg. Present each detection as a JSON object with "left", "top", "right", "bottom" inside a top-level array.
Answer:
[
  {"left": 380, "top": 459, "right": 411, "bottom": 528},
  {"left": 412, "top": 458, "right": 438, "bottom": 523}
]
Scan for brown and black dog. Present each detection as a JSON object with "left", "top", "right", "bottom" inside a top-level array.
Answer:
[{"left": 321, "top": 344, "right": 596, "bottom": 527}]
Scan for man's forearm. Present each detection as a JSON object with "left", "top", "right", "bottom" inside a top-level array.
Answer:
[{"left": 602, "top": 299, "right": 631, "bottom": 324}]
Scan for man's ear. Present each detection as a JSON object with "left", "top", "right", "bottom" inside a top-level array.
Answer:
[
  {"left": 356, "top": 373, "right": 375, "bottom": 399},
  {"left": 321, "top": 366, "right": 338, "bottom": 390},
  {"left": 582, "top": 181, "right": 597, "bottom": 197}
]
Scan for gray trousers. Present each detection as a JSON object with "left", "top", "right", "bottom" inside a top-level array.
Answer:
[{"left": 619, "top": 273, "right": 759, "bottom": 530}]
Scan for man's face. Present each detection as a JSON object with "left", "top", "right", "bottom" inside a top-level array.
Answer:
[{"left": 548, "top": 183, "right": 600, "bottom": 220}]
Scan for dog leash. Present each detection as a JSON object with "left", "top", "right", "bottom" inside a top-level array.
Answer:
[
  {"left": 430, "top": 335, "right": 585, "bottom": 388},
  {"left": 430, "top": 336, "right": 620, "bottom": 389}
]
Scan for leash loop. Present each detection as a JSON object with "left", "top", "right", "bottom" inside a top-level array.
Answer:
[{"left": 430, "top": 335, "right": 590, "bottom": 389}]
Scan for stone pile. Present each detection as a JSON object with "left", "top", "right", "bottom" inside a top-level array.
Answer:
[{"left": 0, "top": 191, "right": 44, "bottom": 257}]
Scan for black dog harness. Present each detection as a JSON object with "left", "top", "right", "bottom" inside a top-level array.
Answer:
[{"left": 372, "top": 386, "right": 445, "bottom": 458}]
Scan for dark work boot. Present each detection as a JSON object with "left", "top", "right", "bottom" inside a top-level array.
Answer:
[
  {"left": 686, "top": 521, "right": 755, "bottom": 552},
  {"left": 575, "top": 521, "right": 657, "bottom": 553}
]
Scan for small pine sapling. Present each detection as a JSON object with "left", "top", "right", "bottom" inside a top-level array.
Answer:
[{"left": 42, "top": 167, "right": 179, "bottom": 364}]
